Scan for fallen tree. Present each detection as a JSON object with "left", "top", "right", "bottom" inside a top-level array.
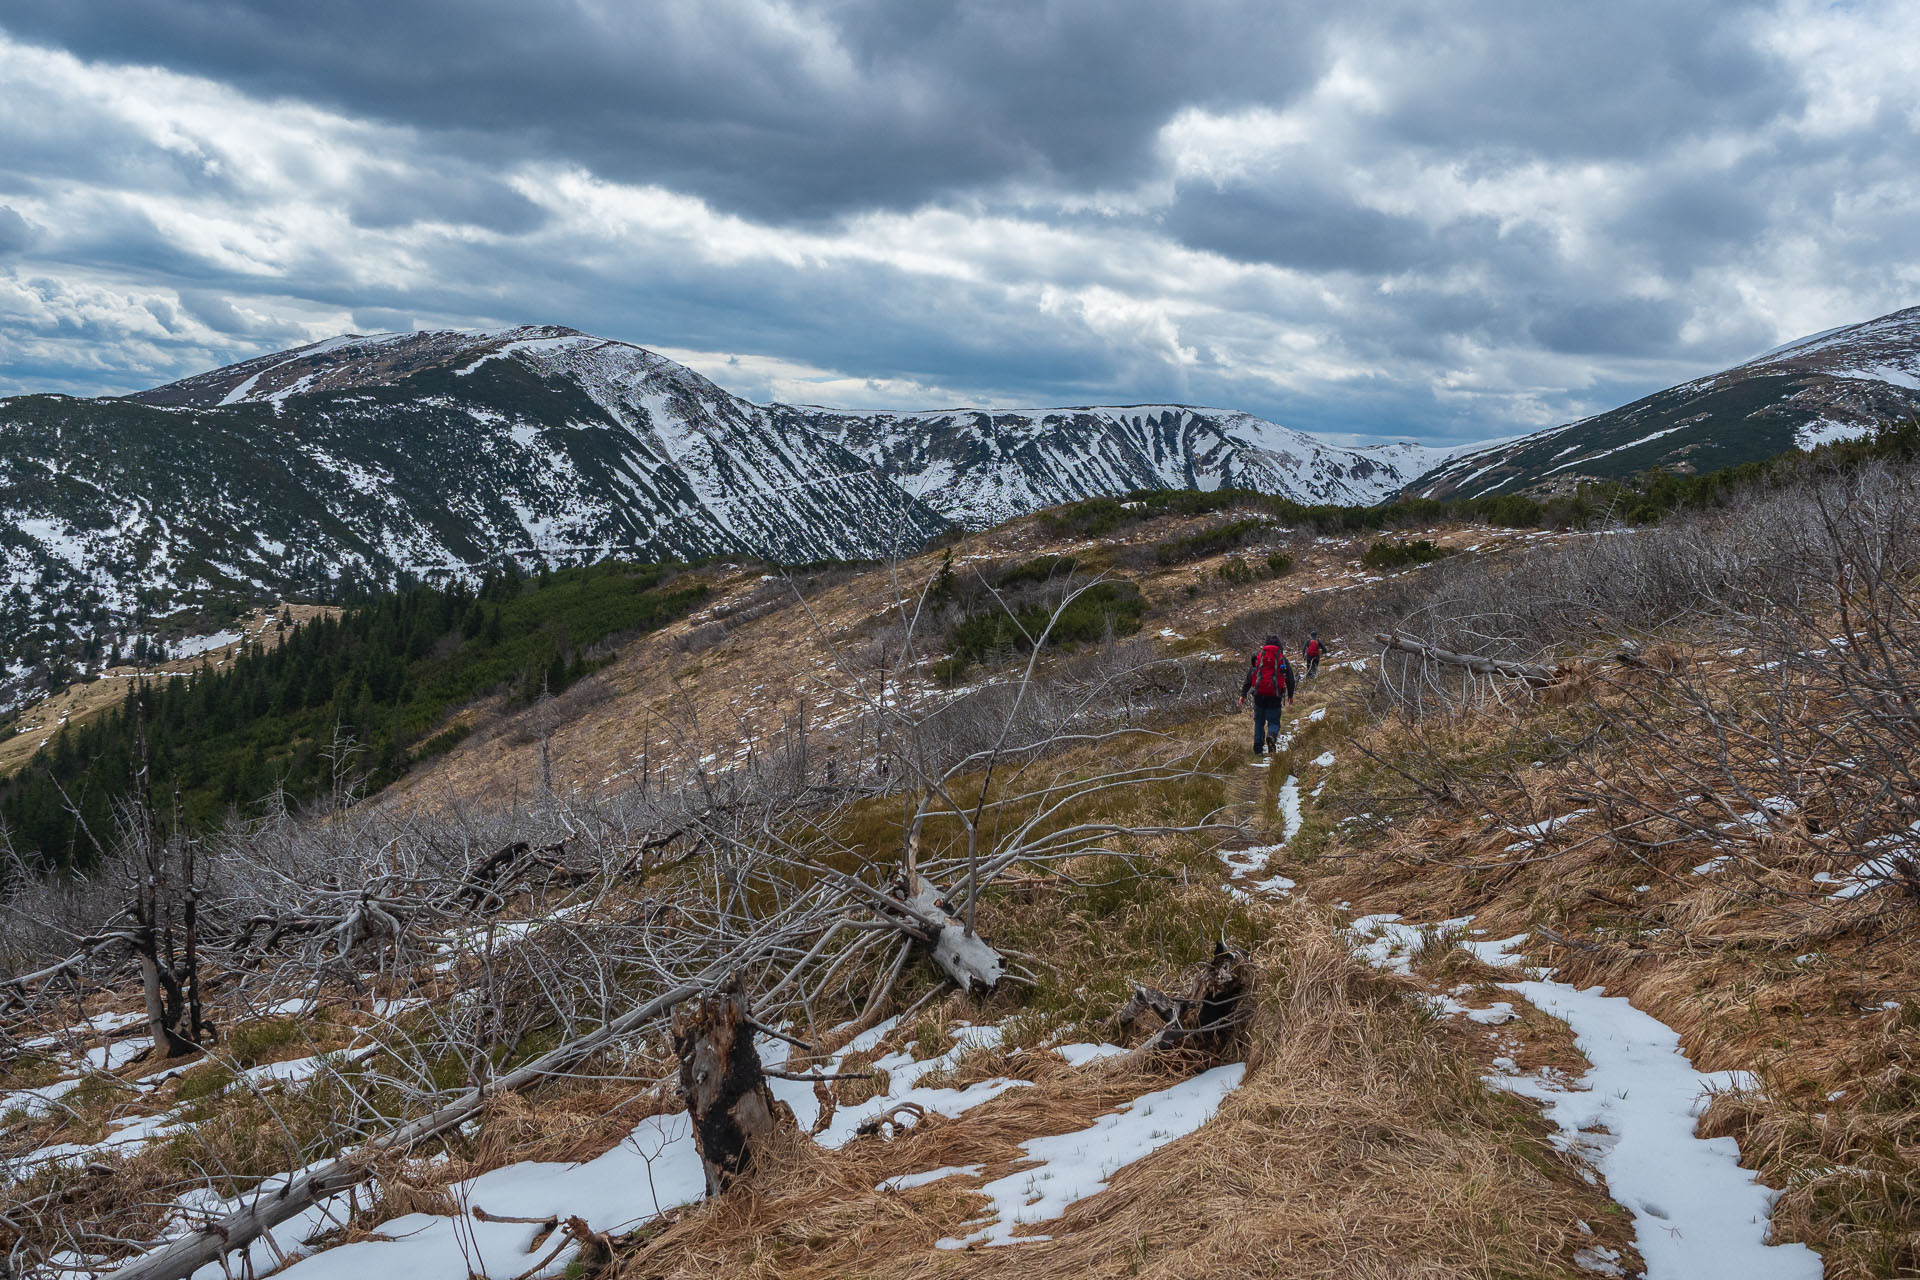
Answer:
[
  {"left": 34, "top": 566, "right": 1238, "bottom": 1280},
  {"left": 102, "top": 973, "right": 708, "bottom": 1280},
  {"left": 1373, "top": 631, "right": 1559, "bottom": 686}
]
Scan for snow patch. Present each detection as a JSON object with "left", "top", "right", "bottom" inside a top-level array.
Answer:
[
  {"left": 1493, "top": 981, "right": 1823, "bottom": 1280},
  {"left": 1276, "top": 776, "right": 1303, "bottom": 843},
  {"left": 936, "top": 1064, "right": 1246, "bottom": 1248}
]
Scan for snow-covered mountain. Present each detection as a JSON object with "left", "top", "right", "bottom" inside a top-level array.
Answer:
[
  {"left": 782, "top": 404, "right": 1419, "bottom": 527},
  {"left": 1408, "top": 305, "right": 1920, "bottom": 499},
  {"left": 1, "top": 326, "right": 1432, "bottom": 707}
]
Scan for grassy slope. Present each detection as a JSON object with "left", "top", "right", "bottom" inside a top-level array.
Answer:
[
  {"left": 1267, "top": 651, "right": 1920, "bottom": 1274},
  {"left": 13, "top": 487, "right": 1914, "bottom": 1276}
]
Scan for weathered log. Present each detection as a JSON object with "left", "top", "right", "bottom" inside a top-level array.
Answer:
[
  {"left": 102, "top": 978, "right": 704, "bottom": 1280},
  {"left": 1373, "top": 632, "right": 1559, "bottom": 686},
  {"left": 890, "top": 878, "right": 1006, "bottom": 993},
  {"left": 671, "top": 984, "right": 786, "bottom": 1196}
]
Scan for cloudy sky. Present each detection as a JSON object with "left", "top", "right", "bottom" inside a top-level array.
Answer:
[{"left": 0, "top": 1, "right": 1916, "bottom": 444}]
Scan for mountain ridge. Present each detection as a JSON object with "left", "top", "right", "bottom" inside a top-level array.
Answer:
[
  {"left": 0, "top": 326, "right": 1434, "bottom": 710},
  {"left": 1407, "top": 303, "right": 1920, "bottom": 498}
]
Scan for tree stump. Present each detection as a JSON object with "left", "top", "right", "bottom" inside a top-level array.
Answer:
[
  {"left": 671, "top": 984, "right": 783, "bottom": 1196},
  {"left": 1116, "top": 940, "right": 1252, "bottom": 1055}
]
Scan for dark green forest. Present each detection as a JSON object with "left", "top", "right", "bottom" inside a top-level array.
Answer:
[{"left": 1, "top": 561, "right": 704, "bottom": 873}]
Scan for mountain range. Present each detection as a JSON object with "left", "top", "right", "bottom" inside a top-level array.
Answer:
[
  {"left": 0, "top": 327, "right": 1436, "bottom": 708},
  {"left": 5, "top": 304, "right": 1919, "bottom": 713}
]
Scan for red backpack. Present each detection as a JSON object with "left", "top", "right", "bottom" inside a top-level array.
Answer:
[
  {"left": 1306, "top": 638, "right": 1321, "bottom": 658},
  {"left": 1254, "top": 644, "right": 1286, "bottom": 696}
]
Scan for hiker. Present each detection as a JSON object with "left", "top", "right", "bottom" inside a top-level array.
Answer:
[
  {"left": 1305, "top": 631, "right": 1322, "bottom": 678},
  {"left": 1238, "top": 634, "right": 1297, "bottom": 756}
]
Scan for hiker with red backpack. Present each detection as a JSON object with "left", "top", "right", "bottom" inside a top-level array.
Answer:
[
  {"left": 1305, "top": 631, "right": 1322, "bottom": 678},
  {"left": 1238, "top": 634, "right": 1298, "bottom": 756}
]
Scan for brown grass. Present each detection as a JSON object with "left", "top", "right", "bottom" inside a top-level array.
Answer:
[
  {"left": 5, "top": 509, "right": 1809, "bottom": 1276},
  {"left": 611, "top": 915, "right": 1633, "bottom": 1280},
  {"left": 1289, "top": 642, "right": 1920, "bottom": 1277}
]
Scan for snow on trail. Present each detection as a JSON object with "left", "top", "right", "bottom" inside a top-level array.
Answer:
[
  {"left": 1345, "top": 914, "right": 1822, "bottom": 1277},
  {"left": 936, "top": 1065, "right": 1246, "bottom": 1248},
  {"left": 1247, "top": 710, "right": 1815, "bottom": 1276},
  {"left": 1494, "top": 981, "right": 1823, "bottom": 1280},
  {"left": 1340, "top": 912, "right": 1816, "bottom": 1277},
  {"left": 1220, "top": 842, "right": 1297, "bottom": 901},
  {"left": 1276, "top": 775, "right": 1303, "bottom": 843},
  {"left": 1220, "top": 842, "right": 1285, "bottom": 877}
]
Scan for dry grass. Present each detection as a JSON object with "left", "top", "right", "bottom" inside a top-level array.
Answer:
[
  {"left": 13, "top": 506, "right": 1848, "bottom": 1277},
  {"left": 611, "top": 915, "right": 1630, "bottom": 1280},
  {"left": 383, "top": 514, "right": 1530, "bottom": 819},
  {"left": 1290, "top": 638, "right": 1920, "bottom": 1277}
]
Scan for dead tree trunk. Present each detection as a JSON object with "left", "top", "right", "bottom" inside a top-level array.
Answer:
[
  {"left": 887, "top": 877, "right": 1006, "bottom": 992},
  {"left": 1373, "top": 632, "right": 1559, "bottom": 686},
  {"left": 102, "top": 979, "right": 704, "bottom": 1280},
  {"left": 671, "top": 984, "right": 784, "bottom": 1196},
  {"left": 132, "top": 935, "right": 197, "bottom": 1060}
]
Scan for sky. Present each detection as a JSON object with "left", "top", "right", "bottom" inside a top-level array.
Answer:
[{"left": 0, "top": 1, "right": 1916, "bottom": 446}]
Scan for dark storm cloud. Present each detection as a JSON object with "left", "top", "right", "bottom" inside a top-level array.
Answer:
[
  {"left": 1, "top": 0, "right": 1917, "bottom": 443},
  {"left": 0, "top": 0, "right": 1329, "bottom": 221},
  {"left": 1613, "top": 170, "right": 1776, "bottom": 277},
  {"left": 1165, "top": 180, "right": 1438, "bottom": 274},
  {"left": 1530, "top": 297, "right": 1689, "bottom": 357},
  {"left": 345, "top": 169, "right": 546, "bottom": 234},
  {"left": 1360, "top": 0, "right": 1797, "bottom": 158}
]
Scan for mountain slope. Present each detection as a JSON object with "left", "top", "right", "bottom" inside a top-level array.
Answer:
[
  {"left": 783, "top": 404, "right": 1421, "bottom": 527},
  {"left": 1, "top": 326, "right": 1431, "bottom": 711},
  {"left": 1409, "top": 304, "right": 1920, "bottom": 499}
]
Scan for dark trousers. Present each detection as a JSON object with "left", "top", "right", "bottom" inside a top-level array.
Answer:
[
  {"left": 1252, "top": 697, "right": 1285, "bottom": 753},
  {"left": 1306, "top": 653, "right": 1320, "bottom": 677}
]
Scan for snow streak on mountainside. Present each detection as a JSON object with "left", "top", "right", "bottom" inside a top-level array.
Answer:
[
  {"left": 2, "top": 326, "right": 1432, "bottom": 711},
  {"left": 1409, "top": 304, "right": 1920, "bottom": 499},
  {"left": 784, "top": 404, "right": 1419, "bottom": 527}
]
